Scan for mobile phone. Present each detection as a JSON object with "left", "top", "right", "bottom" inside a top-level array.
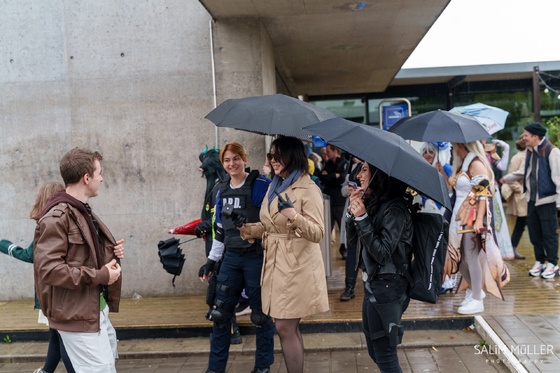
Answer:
[{"left": 348, "top": 181, "right": 358, "bottom": 189}]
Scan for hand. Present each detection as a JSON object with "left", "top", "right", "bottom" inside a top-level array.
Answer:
[
  {"left": 198, "top": 259, "right": 216, "bottom": 281},
  {"left": 345, "top": 184, "right": 356, "bottom": 196},
  {"left": 113, "top": 239, "right": 125, "bottom": 259},
  {"left": 473, "top": 220, "right": 486, "bottom": 234},
  {"left": 492, "top": 139, "right": 507, "bottom": 147},
  {"left": 278, "top": 193, "right": 294, "bottom": 211},
  {"left": 348, "top": 188, "right": 366, "bottom": 217},
  {"left": 195, "top": 224, "right": 205, "bottom": 238},
  {"left": 278, "top": 193, "right": 297, "bottom": 220},
  {"left": 105, "top": 259, "right": 121, "bottom": 285},
  {"left": 231, "top": 212, "right": 246, "bottom": 228}
]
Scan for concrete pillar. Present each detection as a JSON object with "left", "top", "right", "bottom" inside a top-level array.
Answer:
[{"left": 210, "top": 17, "right": 277, "bottom": 158}]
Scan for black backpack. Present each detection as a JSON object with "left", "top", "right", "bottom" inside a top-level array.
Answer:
[{"left": 403, "top": 208, "right": 449, "bottom": 304}]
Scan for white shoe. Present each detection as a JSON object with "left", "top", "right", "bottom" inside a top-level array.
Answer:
[
  {"left": 529, "top": 261, "right": 544, "bottom": 277},
  {"left": 457, "top": 299, "right": 484, "bottom": 314},
  {"left": 460, "top": 289, "right": 486, "bottom": 307},
  {"left": 541, "top": 263, "right": 559, "bottom": 279}
]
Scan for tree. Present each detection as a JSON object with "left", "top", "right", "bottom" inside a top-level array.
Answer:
[{"left": 544, "top": 117, "right": 560, "bottom": 147}]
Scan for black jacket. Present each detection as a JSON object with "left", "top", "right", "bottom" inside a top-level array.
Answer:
[{"left": 346, "top": 198, "right": 413, "bottom": 276}]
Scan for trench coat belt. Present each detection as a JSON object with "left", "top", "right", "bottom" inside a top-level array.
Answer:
[{"left": 260, "top": 232, "right": 289, "bottom": 285}]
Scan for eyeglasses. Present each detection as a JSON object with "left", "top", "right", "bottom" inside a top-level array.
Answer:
[{"left": 266, "top": 152, "right": 281, "bottom": 162}]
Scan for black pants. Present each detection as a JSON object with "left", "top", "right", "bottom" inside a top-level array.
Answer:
[
  {"left": 43, "top": 328, "right": 75, "bottom": 373},
  {"left": 362, "top": 275, "right": 409, "bottom": 373},
  {"left": 510, "top": 216, "right": 527, "bottom": 248},
  {"left": 527, "top": 202, "right": 558, "bottom": 265},
  {"left": 344, "top": 240, "right": 358, "bottom": 284}
]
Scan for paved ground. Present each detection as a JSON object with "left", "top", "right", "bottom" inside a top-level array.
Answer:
[{"left": 0, "top": 329, "right": 510, "bottom": 372}]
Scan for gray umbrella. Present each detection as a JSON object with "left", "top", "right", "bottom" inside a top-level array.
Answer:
[
  {"left": 205, "top": 94, "right": 336, "bottom": 138},
  {"left": 305, "top": 118, "right": 451, "bottom": 210},
  {"left": 388, "top": 110, "right": 490, "bottom": 143}
]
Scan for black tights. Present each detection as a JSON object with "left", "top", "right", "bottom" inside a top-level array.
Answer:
[
  {"left": 42, "top": 328, "right": 75, "bottom": 373},
  {"left": 275, "top": 318, "right": 304, "bottom": 373}
]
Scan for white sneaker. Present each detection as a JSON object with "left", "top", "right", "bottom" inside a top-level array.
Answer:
[
  {"left": 541, "top": 263, "right": 559, "bottom": 279},
  {"left": 457, "top": 299, "right": 484, "bottom": 314},
  {"left": 529, "top": 261, "right": 544, "bottom": 277},
  {"left": 460, "top": 289, "right": 486, "bottom": 307}
]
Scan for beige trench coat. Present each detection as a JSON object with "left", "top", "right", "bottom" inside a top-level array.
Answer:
[
  {"left": 504, "top": 150, "right": 527, "bottom": 217},
  {"left": 241, "top": 174, "right": 329, "bottom": 319}
]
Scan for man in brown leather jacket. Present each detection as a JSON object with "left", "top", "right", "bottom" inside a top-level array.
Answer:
[{"left": 34, "top": 147, "right": 123, "bottom": 373}]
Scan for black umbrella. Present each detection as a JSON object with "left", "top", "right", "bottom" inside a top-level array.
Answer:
[
  {"left": 305, "top": 118, "right": 451, "bottom": 211},
  {"left": 388, "top": 110, "right": 490, "bottom": 143},
  {"left": 205, "top": 93, "right": 337, "bottom": 138}
]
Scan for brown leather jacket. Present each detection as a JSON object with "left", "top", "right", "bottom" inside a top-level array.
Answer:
[{"left": 33, "top": 202, "right": 122, "bottom": 332}]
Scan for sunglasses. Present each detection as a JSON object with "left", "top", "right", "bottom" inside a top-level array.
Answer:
[{"left": 266, "top": 152, "right": 281, "bottom": 162}]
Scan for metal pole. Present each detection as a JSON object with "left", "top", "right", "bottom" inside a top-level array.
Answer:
[{"left": 533, "top": 66, "right": 541, "bottom": 122}]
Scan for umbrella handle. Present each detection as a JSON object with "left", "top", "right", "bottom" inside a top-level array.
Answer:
[{"left": 178, "top": 237, "right": 199, "bottom": 245}]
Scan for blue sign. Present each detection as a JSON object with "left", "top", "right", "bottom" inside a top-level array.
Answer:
[{"left": 382, "top": 104, "right": 408, "bottom": 130}]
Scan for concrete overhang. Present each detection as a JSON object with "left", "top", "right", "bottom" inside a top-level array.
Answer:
[{"left": 199, "top": 0, "right": 450, "bottom": 96}]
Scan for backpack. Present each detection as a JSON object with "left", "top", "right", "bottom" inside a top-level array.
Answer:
[{"left": 403, "top": 207, "right": 449, "bottom": 304}]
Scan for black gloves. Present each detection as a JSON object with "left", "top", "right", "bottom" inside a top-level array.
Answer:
[
  {"left": 231, "top": 212, "right": 246, "bottom": 228},
  {"left": 198, "top": 259, "right": 216, "bottom": 278},
  {"left": 195, "top": 225, "right": 204, "bottom": 238},
  {"left": 277, "top": 193, "right": 294, "bottom": 212}
]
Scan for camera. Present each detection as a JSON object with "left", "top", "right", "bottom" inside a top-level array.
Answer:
[{"left": 222, "top": 203, "right": 235, "bottom": 218}]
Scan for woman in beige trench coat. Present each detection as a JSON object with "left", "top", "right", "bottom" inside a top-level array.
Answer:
[
  {"left": 501, "top": 136, "right": 528, "bottom": 259},
  {"left": 240, "top": 136, "right": 329, "bottom": 373}
]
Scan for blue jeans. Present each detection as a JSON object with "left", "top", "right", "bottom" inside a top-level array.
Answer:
[
  {"left": 527, "top": 202, "right": 558, "bottom": 265},
  {"left": 208, "top": 250, "right": 274, "bottom": 372}
]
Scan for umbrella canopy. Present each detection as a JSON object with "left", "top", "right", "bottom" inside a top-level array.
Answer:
[
  {"left": 450, "top": 103, "right": 509, "bottom": 135},
  {"left": 205, "top": 93, "right": 337, "bottom": 138},
  {"left": 305, "top": 118, "right": 451, "bottom": 211},
  {"left": 388, "top": 110, "right": 490, "bottom": 143}
]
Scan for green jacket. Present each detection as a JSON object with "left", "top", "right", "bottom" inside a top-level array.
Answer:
[
  {"left": 0, "top": 239, "right": 34, "bottom": 263},
  {"left": 0, "top": 239, "right": 40, "bottom": 309}
]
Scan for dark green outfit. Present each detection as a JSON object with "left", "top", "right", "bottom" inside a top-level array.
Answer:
[{"left": 0, "top": 239, "right": 39, "bottom": 308}]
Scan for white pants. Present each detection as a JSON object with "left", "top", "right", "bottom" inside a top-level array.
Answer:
[{"left": 58, "top": 305, "right": 118, "bottom": 373}]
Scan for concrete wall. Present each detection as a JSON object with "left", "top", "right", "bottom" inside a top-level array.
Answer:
[{"left": 0, "top": 1, "right": 276, "bottom": 300}]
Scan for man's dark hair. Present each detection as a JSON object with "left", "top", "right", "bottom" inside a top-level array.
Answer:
[
  {"left": 270, "top": 137, "right": 309, "bottom": 175},
  {"left": 60, "top": 147, "right": 103, "bottom": 186}
]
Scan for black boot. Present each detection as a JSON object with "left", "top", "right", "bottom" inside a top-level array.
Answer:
[
  {"left": 339, "top": 244, "right": 347, "bottom": 260},
  {"left": 251, "top": 368, "right": 271, "bottom": 373},
  {"left": 340, "top": 278, "right": 356, "bottom": 301},
  {"left": 231, "top": 316, "right": 242, "bottom": 344},
  {"left": 513, "top": 248, "right": 525, "bottom": 259}
]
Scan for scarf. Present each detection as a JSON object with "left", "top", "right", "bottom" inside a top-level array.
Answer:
[
  {"left": 40, "top": 190, "right": 104, "bottom": 269},
  {"left": 267, "top": 170, "right": 303, "bottom": 210}
]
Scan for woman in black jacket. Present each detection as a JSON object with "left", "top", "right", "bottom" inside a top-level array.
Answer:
[{"left": 346, "top": 162, "right": 413, "bottom": 373}]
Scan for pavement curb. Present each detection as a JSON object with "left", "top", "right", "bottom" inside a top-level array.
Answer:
[
  {"left": 474, "top": 315, "right": 528, "bottom": 373},
  {"left": 0, "top": 329, "right": 483, "bottom": 363}
]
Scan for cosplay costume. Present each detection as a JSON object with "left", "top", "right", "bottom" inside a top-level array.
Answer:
[
  {"left": 204, "top": 170, "right": 274, "bottom": 373},
  {"left": 445, "top": 153, "right": 510, "bottom": 300}
]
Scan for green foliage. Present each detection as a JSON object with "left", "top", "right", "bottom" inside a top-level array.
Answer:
[
  {"left": 544, "top": 116, "right": 560, "bottom": 147},
  {"left": 479, "top": 340, "right": 487, "bottom": 347},
  {"left": 3, "top": 335, "right": 11, "bottom": 343}
]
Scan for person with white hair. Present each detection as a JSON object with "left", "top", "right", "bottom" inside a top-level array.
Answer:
[{"left": 418, "top": 142, "right": 455, "bottom": 292}]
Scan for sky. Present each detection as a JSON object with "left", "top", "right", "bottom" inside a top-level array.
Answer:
[{"left": 402, "top": 0, "right": 560, "bottom": 69}]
